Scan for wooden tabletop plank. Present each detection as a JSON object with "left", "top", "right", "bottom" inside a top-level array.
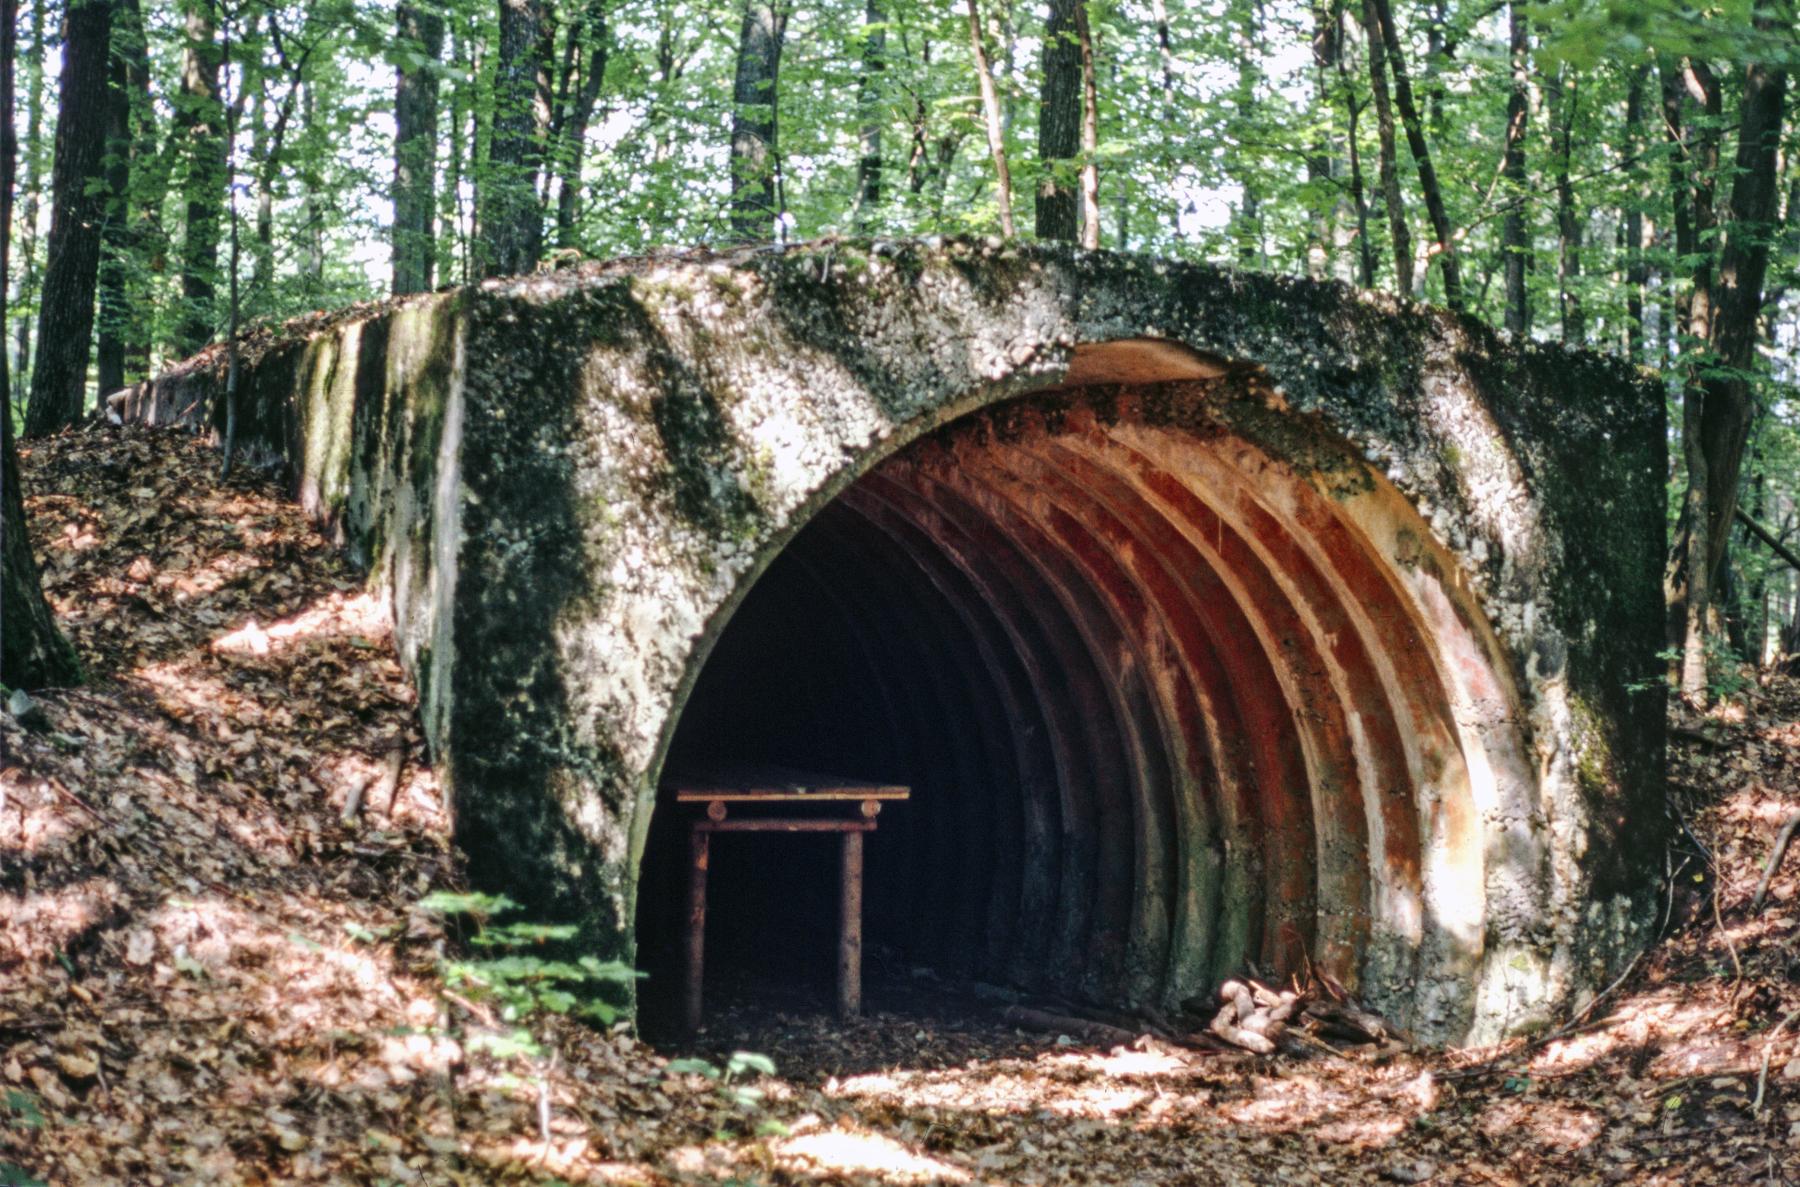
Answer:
[{"left": 663, "top": 762, "right": 910, "bottom": 801}]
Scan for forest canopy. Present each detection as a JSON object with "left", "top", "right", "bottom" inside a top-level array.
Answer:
[{"left": 1, "top": 0, "right": 1796, "bottom": 694}]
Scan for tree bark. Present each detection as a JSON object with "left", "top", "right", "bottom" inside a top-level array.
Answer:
[
  {"left": 1360, "top": 0, "right": 1410, "bottom": 294},
  {"left": 1230, "top": 0, "right": 1262, "bottom": 266},
  {"left": 551, "top": 0, "right": 609, "bottom": 249},
  {"left": 967, "top": 0, "right": 1017, "bottom": 238},
  {"left": 393, "top": 0, "right": 444, "bottom": 293},
  {"left": 1, "top": 0, "right": 81, "bottom": 688},
  {"left": 727, "top": 0, "right": 787, "bottom": 242},
  {"left": 96, "top": 0, "right": 148, "bottom": 397},
  {"left": 12, "top": 0, "right": 46, "bottom": 411},
  {"left": 1075, "top": 0, "right": 1099, "bottom": 249},
  {"left": 1368, "top": 0, "right": 1459, "bottom": 310},
  {"left": 22, "top": 0, "right": 115, "bottom": 437},
  {"left": 1697, "top": 54, "right": 1788, "bottom": 584},
  {"left": 1623, "top": 64, "right": 1649, "bottom": 361},
  {"left": 174, "top": 0, "right": 225, "bottom": 356},
  {"left": 853, "top": 1, "right": 885, "bottom": 230},
  {"left": 1662, "top": 57, "right": 1722, "bottom": 699},
  {"left": 479, "top": 0, "right": 552, "bottom": 274},
  {"left": 1333, "top": 5, "right": 1375, "bottom": 288},
  {"left": 1305, "top": 0, "right": 1340, "bottom": 280},
  {"left": 1547, "top": 63, "right": 1584, "bottom": 343},
  {"left": 1500, "top": 3, "right": 1528, "bottom": 336},
  {"left": 1036, "top": 0, "right": 1080, "bottom": 241}
]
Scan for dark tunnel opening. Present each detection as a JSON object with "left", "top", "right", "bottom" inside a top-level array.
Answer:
[{"left": 634, "top": 378, "right": 1496, "bottom": 1036}]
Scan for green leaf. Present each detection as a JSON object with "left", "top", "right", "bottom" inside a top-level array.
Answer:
[{"left": 725, "top": 1051, "right": 777, "bottom": 1078}]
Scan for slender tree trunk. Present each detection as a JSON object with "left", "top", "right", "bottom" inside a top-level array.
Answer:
[
  {"left": 1360, "top": 0, "right": 1410, "bottom": 293},
  {"left": 1075, "top": 0, "right": 1099, "bottom": 249},
  {"left": 1305, "top": 0, "right": 1340, "bottom": 280},
  {"left": 394, "top": 0, "right": 445, "bottom": 292},
  {"left": 297, "top": 82, "right": 325, "bottom": 296},
  {"left": 1500, "top": 3, "right": 1529, "bottom": 336},
  {"left": 23, "top": 0, "right": 115, "bottom": 437},
  {"left": 174, "top": 0, "right": 224, "bottom": 356},
  {"left": 552, "top": 0, "right": 609, "bottom": 249},
  {"left": 1, "top": 0, "right": 81, "bottom": 688},
  {"left": 968, "top": 0, "right": 1017, "bottom": 238},
  {"left": 1231, "top": 0, "right": 1262, "bottom": 266},
  {"left": 1697, "top": 54, "right": 1788, "bottom": 584},
  {"left": 1333, "top": 6, "right": 1375, "bottom": 288},
  {"left": 12, "top": 0, "right": 45, "bottom": 412},
  {"left": 96, "top": 0, "right": 147, "bottom": 397},
  {"left": 1623, "top": 64, "right": 1649, "bottom": 360},
  {"left": 1547, "top": 63, "right": 1584, "bottom": 342},
  {"left": 479, "top": 0, "right": 552, "bottom": 273},
  {"left": 1368, "top": 0, "right": 1459, "bottom": 309},
  {"left": 727, "top": 0, "right": 787, "bottom": 242},
  {"left": 853, "top": 2, "right": 886, "bottom": 230},
  {"left": 1036, "top": 0, "right": 1080, "bottom": 241}
]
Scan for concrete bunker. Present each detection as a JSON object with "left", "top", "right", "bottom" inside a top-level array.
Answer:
[{"left": 127, "top": 239, "right": 1668, "bottom": 1044}]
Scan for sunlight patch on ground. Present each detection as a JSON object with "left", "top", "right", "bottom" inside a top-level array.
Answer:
[
  {"left": 0, "top": 878, "right": 119, "bottom": 963},
  {"left": 211, "top": 591, "right": 390, "bottom": 657},
  {"left": 774, "top": 1127, "right": 974, "bottom": 1183}
]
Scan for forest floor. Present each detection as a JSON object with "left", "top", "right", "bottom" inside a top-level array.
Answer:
[{"left": 4, "top": 423, "right": 1800, "bottom": 1186}]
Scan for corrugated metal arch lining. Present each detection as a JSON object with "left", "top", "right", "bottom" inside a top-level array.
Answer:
[{"left": 765, "top": 384, "right": 1480, "bottom": 1011}]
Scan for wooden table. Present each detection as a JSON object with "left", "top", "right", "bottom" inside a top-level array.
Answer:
[{"left": 665, "top": 766, "right": 910, "bottom": 1032}]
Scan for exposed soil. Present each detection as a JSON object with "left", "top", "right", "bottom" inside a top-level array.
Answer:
[{"left": 3, "top": 423, "right": 1798, "bottom": 1185}]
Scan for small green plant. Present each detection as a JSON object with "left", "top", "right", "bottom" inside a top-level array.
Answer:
[
  {"left": 664, "top": 1051, "right": 788, "bottom": 1137},
  {"left": 416, "top": 890, "right": 641, "bottom": 1059}
]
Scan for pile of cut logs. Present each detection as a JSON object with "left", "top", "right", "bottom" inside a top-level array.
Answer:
[
  {"left": 991, "top": 973, "right": 1405, "bottom": 1059},
  {"left": 1203, "top": 976, "right": 1403, "bottom": 1057}
]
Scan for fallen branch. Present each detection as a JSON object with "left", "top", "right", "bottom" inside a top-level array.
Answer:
[
  {"left": 999, "top": 1006, "right": 1139, "bottom": 1048},
  {"left": 1736, "top": 506, "right": 1800, "bottom": 572},
  {"left": 1750, "top": 809, "right": 1800, "bottom": 913}
]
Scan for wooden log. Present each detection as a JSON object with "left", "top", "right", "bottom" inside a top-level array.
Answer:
[
  {"left": 839, "top": 830, "right": 863, "bottom": 1018},
  {"left": 1000, "top": 1005, "right": 1139, "bottom": 1048},
  {"left": 1751, "top": 808, "right": 1800, "bottom": 913},
  {"left": 685, "top": 828, "right": 709, "bottom": 1033}
]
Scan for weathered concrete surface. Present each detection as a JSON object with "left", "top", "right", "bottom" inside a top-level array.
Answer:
[{"left": 128, "top": 238, "right": 1666, "bottom": 1043}]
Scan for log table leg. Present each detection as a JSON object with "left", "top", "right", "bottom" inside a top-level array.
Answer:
[
  {"left": 685, "top": 827, "right": 710, "bottom": 1033},
  {"left": 838, "top": 830, "right": 863, "bottom": 1018}
]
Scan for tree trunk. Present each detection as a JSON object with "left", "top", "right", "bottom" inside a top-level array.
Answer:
[
  {"left": 1368, "top": 0, "right": 1459, "bottom": 310},
  {"left": 174, "top": 0, "right": 224, "bottom": 356},
  {"left": 853, "top": 1, "right": 885, "bottom": 230},
  {"left": 393, "top": 0, "right": 445, "bottom": 293},
  {"left": 96, "top": 0, "right": 147, "bottom": 398},
  {"left": 967, "top": 0, "right": 1017, "bottom": 238},
  {"left": 479, "top": 0, "right": 552, "bottom": 274},
  {"left": 551, "top": 0, "right": 609, "bottom": 249},
  {"left": 1333, "top": 6, "right": 1375, "bottom": 288},
  {"left": 1547, "top": 63, "right": 1584, "bottom": 343},
  {"left": 1036, "top": 0, "right": 1079, "bottom": 241},
  {"left": 1360, "top": 0, "right": 1410, "bottom": 294},
  {"left": 1075, "top": 0, "right": 1099, "bottom": 249},
  {"left": 727, "top": 0, "right": 787, "bottom": 242},
  {"left": 12, "top": 0, "right": 46, "bottom": 412},
  {"left": 1697, "top": 55, "right": 1788, "bottom": 584},
  {"left": 1500, "top": 3, "right": 1528, "bottom": 336},
  {"left": 1305, "top": 0, "right": 1340, "bottom": 280},
  {"left": 1231, "top": 0, "right": 1262, "bottom": 266},
  {"left": 1623, "top": 64, "right": 1649, "bottom": 360},
  {"left": 22, "top": 0, "right": 115, "bottom": 437},
  {"left": 1, "top": 0, "right": 81, "bottom": 689}
]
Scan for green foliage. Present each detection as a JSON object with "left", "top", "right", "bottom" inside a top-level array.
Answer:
[
  {"left": 664, "top": 1051, "right": 787, "bottom": 1129},
  {"left": 416, "top": 889, "right": 641, "bottom": 1052}
]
